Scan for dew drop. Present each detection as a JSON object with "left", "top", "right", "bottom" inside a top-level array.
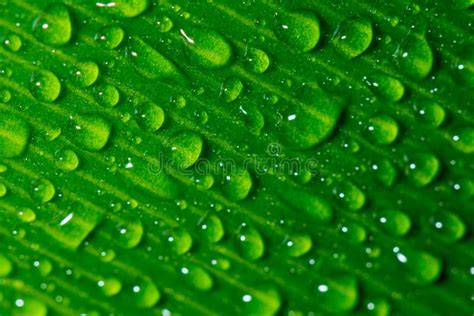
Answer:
[
  {"left": 127, "top": 37, "right": 183, "bottom": 81},
  {"left": 377, "top": 209, "right": 411, "bottom": 236},
  {"left": 404, "top": 152, "right": 440, "bottom": 187},
  {"left": 165, "top": 131, "right": 203, "bottom": 169},
  {"left": 392, "top": 246, "right": 442, "bottom": 285},
  {"left": 165, "top": 228, "right": 193, "bottom": 255},
  {"left": 12, "top": 297, "right": 48, "bottom": 316},
  {"left": 110, "top": 215, "right": 143, "bottom": 249},
  {"left": 371, "top": 159, "right": 397, "bottom": 187},
  {"left": 32, "top": 258, "right": 52, "bottom": 276},
  {"left": 451, "top": 44, "right": 473, "bottom": 87},
  {"left": 240, "top": 285, "right": 281, "bottom": 315},
  {"left": 364, "top": 298, "right": 391, "bottom": 316},
  {"left": 396, "top": 34, "right": 433, "bottom": 80},
  {"left": 180, "top": 265, "right": 214, "bottom": 291},
  {"left": 284, "top": 233, "right": 312, "bottom": 257},
  {"left": 55, "top": 149, "right": 79, "bottom": 171},
  {"left": 135, "top": 103, "right": 165, "bottom": 132},
  {"left": 180, "top": 28, "right": 233, "bottom": 68},
  {"left": 332, "top": 17, "right": 373, "bottom": 58},
  {"left": 70, "top": 61, "right": 99, "bottom": 87},
  {"left": 0, "top": 112, "right": 29, "bottom": 158},
  {"left": 333, "top": 182, "right": 366, "bottom": 211},
  {"left": 220, "top": 77, "right": 243, "bottom": 103},
  {"left": 0, "top": 89, "right": 11, "bottom": 103},
  {"left": 280, "top": 88, "right": 344, "bottom": 149},
  {"left": 0, "top": 62, "right": 12, "bottom": 77},
  {"left": 29, "top": 70, "right": 61, "bottom": 102},
  {"left": 449, "top": 127, "right": 474, "bottom": 154},
  {"left": 29, "top": 178, "right": 55, "bottom": 203},
  {"left": 220, "top": 168, "right": 252, "bottom": 201},
  {"left": 339, "top": 223, "right": 367, "bottom": 243},
  {"left": 315, "top": 274, "right": 359, "bottom": 312},
  {"left": 95, "top": 83, "right": 120, "bottom": 107},
  {"left": 95, "top": 25, "right": 125, "bottom": 49},
  {"left": 414, "top": 100, "right": 445, "bottom": 128},
  {"left": 237, "top": 225, "right": 265, "bottom": 260},
  {"left": 98, "top": 277, "right": 122, "bottom": 297},
  {"left": 427, "top": 211, "right": 466, "bottom": 243},
  {"left": 156, "top": 16, "right": 173, "bottom": 33},
  {"left": 197, "top": 214, "right": 224, "bottom": 243},
  {"left": 276, "top": 11, "right": 320, "bottom": 53},
  {"left": 0, "top": 254, "right": 13, "bottom": 276},
  {"left": 245, "top": 47, "right": 270, "bottom": 74},
  {"left": 0, "top": 182, "right": 6, "bottom": 197},
  {"left": 129, "top": 279, "right": 160, "bottom": 308},
  {"left": 2, "top": 33, "right": 22, "bottom": 52},
  {"left": 366, "top": 115, "right": 399, "bottom": 145},
  {"left": 283, "top": 188, "right": 333, "bottom": 222},
  {"left": 365, "top": 74, "right": 404, "bottom": 102},
  {"left": 70, "top": 114, "right": 112, "bottom": 152},
  {"left": 17, "top": 207, "right": 36, "bottom": 223},
  {"left": 32, "top": 3, "right": 71, "bottom": 45},
  {"left": 97, "top": 0, "right": 149, "bottom": 18}
]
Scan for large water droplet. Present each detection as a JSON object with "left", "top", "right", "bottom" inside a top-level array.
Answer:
[
  {"left": 284, "top": 233, "right": 312, "bottom": 257},
  {"left": 111, "top": 215, "right": 143, "bottom": 249},
  {"left": 371, "top": 159, "right": 397, "bottom": 187},
  {"left": 237, "top": 225, "right": 265, "bottom": 260},
  {"left": 32, "top": 3, "right": 71, "bottom": 45},
  {"left": 366, "top": 115, "right": 399, "bottom": 145},
  {"left": 55, "top": 149, "right": 79, "bottom": 171},
  {"left": 427, "top": 211, "right": 466, "bottom": 243},
  {"left": 29, "top": 178, "right": 55, "bottom": 203},
  {"left": 220, "top": 77, "right": 243, "bottom": 103},
  {"left": 282, "top": 188, "right": 333, "bottom": 222},
  {"left": 365, "top": 74, "right": 404, "bottom": 102},
  {"left": 17, "top": 207, "right": 36, "bottom": 223},
  {"left": 280, "top": 88, "right": 344, "bottom": 149},
  {"left": 315, "top": 274, "right": 359, "bottom": 312},
  {"left": 165, "top": 131, "right": 203, "bottom": 169},
  {"left": 29, "top": 70, "right": 61, "bottom": 102},
  {"left": 135, "top": 103, "right": 165, "bottom": 132},
  {"left": 392, "top": 246, "right": 442, "bottom": 285},
  {"left": 276, "top": 11, "right": 320, "bottom": 53},
  {"left": 70, "top": 114, "right": 112, "bottom": 151},
  {"left": 0, "top": 182, "right": 6, "bottom": 197},
  {"left": 333, "top": 182, "right": 366, "bottom": 211},
  {"left": 2, "top": 33, "right": 22, "bottom": 52},
  {"left": 413, "top": 100, "right": 445, "bottom": 128},
  {"left": 165, "top": 227, "right": 193, "bottom": 255},
  {"left": 451, "top": 44, "right": 473, "bottom": 87},
  {"left": 396, "top": 34, "right": 433, "bottom": 80},
  {"left": 404, "top": 152, "right": 440, "bottom": 187},
  {"left": 95, "top": 83, "right": 120, "bottom": 107},
  {"left": 197, "top": 214, "right": 224, "bottom": 243},
  {"left": 98, "top": 277, "right": 122, "bottom": 297},
  {"left": 180, "top": 265, "right": 214, "bottom": 291},
  {"left": 449, "top": 127, "right": 474, "bottom": 154},
  {"left": 12, "top": 297, "right": 48, "bottom": 316},
  {"left": 220, "top": 168, "right": 252, "bottom": 201},
  {"left": 0, "top": 112, "right": 29, "bottom": 158},
  {"left": 339, "top": 222, "right": 367, "bottom": 243},
  {"left": 332, "top": 17, "right": 373, "bottom": 58},
  {"left": 0, "top": 254, "right": 12, "bottom": 276},
  {"left": 245, "top": 47, "right": 270, "bottom": 74},
  {"left": 377, "top": 209, "right": 411, "bottom": 236},
  {"left": 129, "top": 279, "right": 160, "bottom": 308},
  {"left": 96, "top": 0, "right": 149, "bottom": 18},
  {"left": 95, "top": 25, "right": 125, "bottom": 49},
  {"left": 180, "top": 28, "right": 233, "bottom": 68},
  {"left": 240, "top": 285, "right": 281, "bottom": 315},
  {"left": 127, "top": 37, "right": 183, "bottom": 81},
  {"left": 70, "top": 61, "right": 99, "bottom": 87}
]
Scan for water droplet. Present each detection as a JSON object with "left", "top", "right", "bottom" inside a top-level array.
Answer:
[
  {"left": 280, "top": 88, "right": 344, "bottom": 149},
  {"left": 165, "top": 228, "right": 193, "bottom": 255},
  {"left": 245, "top": 47, "right": 270, "bottom": 73},
  {"left": 0, "top": 182, "right": 6, "bottom": 197},
  {"left": 365, "top": 74, "right": 404, "bottom": 102},
  {"left": 427, "top": 211, "right": 466, "bottom": 243},
  {"left": 413, "top": 100, "right": 445, "bottom": 128},
  {"left": 364, "top": 298, "right": 391, "bottom": 316},
  {"left": 392, "top": 247, "right": 442, "bottom": 285},
  {"left": 29, "top": 70, "right": 61, "bottom": 102},
  {"left": 129, "top": 279, "right": 160, "bottom": 308},
  {"left": 95, "top": 83, "right": 119, "bottom": 107},
  {"left": 127, "top": 37, "right": 183, "bottom": 81},
  {"left": 339, "top": 223, "right": 367, "bottom": 243},
  {"left": 156, "top": 15, "right": 173, "bottom": 33},
  {"left": 240, "top": 285, "right": 281, "bottom": 315},
  {"left": 0, "top": 89, "right": 11, "bottom": 103},
  {"left": 315, "top": 274, "right": 359, "bottom": 312},
  {"left": 180, "top": 28, "right": 233, "bottom": 68},
  {"left": 396, "top": 34, "right": 433, "bottom": 80},
  {"left": 180, "top": 265, "right": 214, "bottom": 291},
  {"left": 32, "top": 3, "right": 71, "bottom": 45},
  {"left": 17, "top": 207, "right": 36, "bottom": 223},
  {"left": 451, "top": 44, "right": 473, "bottom": 87},
  {"left": 371, "top": 159, "right": 397, "bottom": 187},
  {"left": 55, "top": 149, "right": 79, "bottom": 171},
  {"left": 32, "top": 258, "right": 52, "bottom": 276},
  {"left": 2, "top": 33, "right": 22, "bottom": 52},
  {"left": 192, "top": 173, "right": 214, "bottom": 190},
  {"left": 276, "top": 11, "right": 320, "bottom": 53},
  {"left": 12, "top": 297, "right": 48, "bottom": 316},
  {"left": 165, "top": 131, "right": 203, "bottom": 169},
  {"left": 377, "top": 209, "right": 411, "bottom": 236},
  {"left": 71, "top": 61, "right": 99, "bottom": 87},
  {"left": 284, "top": 233, "right": 312, "bottom": 257},
  {"left": 449, "top": 127, "right": 474, "bottom": 154},
  {"left": 98, "top": 277, "right": 122, "bottom": 296},
  {"left": 97, "top": 0, "right": 149, "bottom": 18},
  {"left": 221, "top": 168, "right": 252, "bottom": 201},
  {"left": 135, "top": 103, "right": 165, "bottom": 132},
  {"left": 404, "top": 152, "right": 440, "bottom": 187},
  {"left": 0, "top": 61, "right": 12, "bottom": 77},
  {"left": 95, "top": 25, "right": 124, "bottom": 49},
  {"left": 237, "top": 225, "right": 264, "bottom": 260},
  {"left": 332, "top": 17, "right": 373, "bottom": 58},
  {"left": 0, "top": 112, "right": 29, "bottom": 158},
  {"left": 29, "top": 178, "right": 55, "bottom": 203},
  {"left": 110, "top": 215, "right": 143, "bottom": 249},
  {"left": 197, "top": 214, "right": 224, "bottom": 243},
  {"left": 333, "top": 182, "right": 366, "bottom": 211},
  {"left": 220, "top": 77, "right": 243, "bottom": 102},
  {"left": 366, "top": 115, "right": 399, "bottom": 145},
  {"left": 283, "top": 188, "right": 333, "bottom": 222},
  {"left": 0, "top": 254, "right": 12, "bottom": 276},
  {"left": 70, "top": 114, "right": 112, "bottom": 151}
]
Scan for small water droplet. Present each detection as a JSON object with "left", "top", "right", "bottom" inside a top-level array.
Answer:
[
  {"left": 96, "top": 0, "right": 149, "bottom": 18},
  {"left": 220, "top": 168, "right": 252, "bottom": 201},
  {"left": 0, "top": 89, "right": 11, "bottom": 103},
  {"left": 220, "top": 77, "right": 243, "bottom": 102},
  {"left": 165, "top": 131, "right": 203, "bottom": 169},
  {"left": 339, "top": 222, "right": 367, "bottom": 243},
  {"left": 110, "top": 215, "right": 143, "bottom": 249},
  {"left": 32, "top": 3, "right": 71, "bottom": 45},
  {"left": 55, "top": 149, "right": 79, "bottom": 171},
  {"left": 98, "top": 277, "right": 122, "bottom": 296},
  {"left": 237, "top": 225, "right": 264, "bottom": 260},
  {"left": 284, "top": 233, "right": 312, "bottom": 257},
  {"left": 371, "top": 159, "right": 397, "bottom": 187},
  {"left": 180, "top": 265, "right": 214, "bottom": 291},
  {"left": 392, "top": 246, "right": 442, "bottom": 285},
  {"left": 333, "top": 182, "right": 366, "bottom": 211},
  {"left": 413, "top": 100, "right": 445, "bottom": 128},
  {"left": 0, "top": 113, "right": 29, "bottom": 158},
  {"left": 17, "top": 207, "right": 36, "bottom": 223},
  {"left": 29, "top": 70, "right": 61, "bottom": 102},
  {"left": 12, "top": 297, "right": 48, "bottom": 316},
  {"left": 69, "top": 114, "right": 112, "bottom": 152},
  {"left": 2, "top": 33, "right": 22, "bottom": 52},
  {"left": 95, "top": 83, "right": 120, "bottom": 107},
  {"left": 156, "top": 15, "right": 173, "bottom": 33},
  {"left": 396, "top": 34, "right": 433, "bottom": 80},
  {"left": 0, "top": 254, "right": 13, "bottom": 276},
  {"left": 377, "top": 209, "right": 411, "bottom": 236},
  {"left": 276, "top": 11, "right": 320, "bottom": 53},
  {"left": 404, "top": 152, "right": 440, "bottom": 187},
  {"left": 315, "top": 274, "right": 359, "bottom": 312},
  {"left": 366, "top": 115, "right": 399, "bottom": 145},
  {"left": 449, "top": 127, "right": 474, "bottom": 154},
  {"left": 240, "top": 285, "right": 281, "bottom": 315},
  {"left": 70, "top": 61, "right": 99, "bottom": 87},
  {"left": 128, "top": 279, "right": 160, "bottom": 308},
  {"left": 135, "top": 103, "right": 165, "bottom": 132},
  {"left": 245, "top": 47, "right": 270, "bottom": 73},
  {"left": 332, "top": 17, "right": 373, "bottom": 58},
  {"left": 95, "top": 25, "right": 124, "bottom": 49},
  {"left": 165, "top": 227, "right": 193, "bottom": 255},
  {"left": 197, "top": 214, "right": 224, "bottom": 243},
  {"left": 30, "top": 178, "right": 55, "bottom": 203},
  {"left": 427, "top": 211, "right": 466, "bottom": 243}
]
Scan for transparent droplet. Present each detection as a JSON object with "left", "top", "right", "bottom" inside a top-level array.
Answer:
[
  {"left": 365, "top": 74, "right": 404, "bottom": 102},
  {"left": 96, "top": 0, "right": 149, "bottom": 18},
  {"left": 55, "top": 149, "right": 79, "bottom": 171},
  {"left": 197, "top": 214, "right": 224, "bottom": 243},
  {"left": 0, "top": 112, "right": 29, "bottom": 158},
  {"left": 449, "top": 127, "right": 474, "bottom": 154},
  {"left": 135, "top": 103, "right": 165, "bottom": 132},
  {"left": 237, "top": 225, "right": 264, "bottom": 260},
  {"left": 220, "top": 77, "right": 243, "bottom": 103},
  {"left": 366, "top": 115, "right": 399, "bottom": 145},
  {"left": 2, "top": 33, "right": 22, "bottom": 52},
  {"left": 180, "top": 265, "right": 214, "bottom": 291},
  {"left": 276, "top": 11, "right": 320, "bottom": 53},
  {"left": 377, "top": 209, "right": 411, "bottom": 236},
  {"left": 404, "top": 152, "right": 440, "bottom": 187},
  {"left": 29, "top": 70, "right": 61, "bottom": 102},
  {"left": 315, "top": 274, "right": 359, "bottom": 312},
  {"left": 392, "top": 247, "right": 442, "bottom": 285},
  {"left": 427, "top": 211, "right": 466, "bottom": 243},
  {"left": 333, "top": 182, "right": 366, "bottom": 211},
  {"left": 396, "top": 34, "right": 433, "bottom": 80},
  {"left": 0, "top": 254, "right": 13, "bottom": 276},
  {"left": 245, "top": 47, "right": 270, "bottom": 74},
  {"left": 165, "top": 131, "right": 203, "bottom": 169},
  {"left": 129, "top": 279, "right": 160, "bottom": 308},
  {"left": 17, "top": 207, "right": 36, "bottom": 223},
  {"left": 164, "top": 228, "right": 193, "bottom": 255},
  {"left": 69, "top": 114, "right": 112, "bottom": 152},
  {"left": 70, "top": 61, "right": 99, "bottom": 87},
  {"left": 32, "top": 3, "right": 71, "bottom": 45},
  {"left": 220, "top": 168, "right": 252, "bottom": 201},
  {"left": 30, "top": 178, "right": 55, "bottom": 203},
  {"left": 98, "top": 277, "right": 122, "bottom": 297},
  {"left": 332, "top": 17, "right": 372, "bottom": 58},
  {"left": 95, "top": 25, "right": 124, "bottom": 49},
  {"left": 284, "top": 233, "right": 312, "bottom": 257}
]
